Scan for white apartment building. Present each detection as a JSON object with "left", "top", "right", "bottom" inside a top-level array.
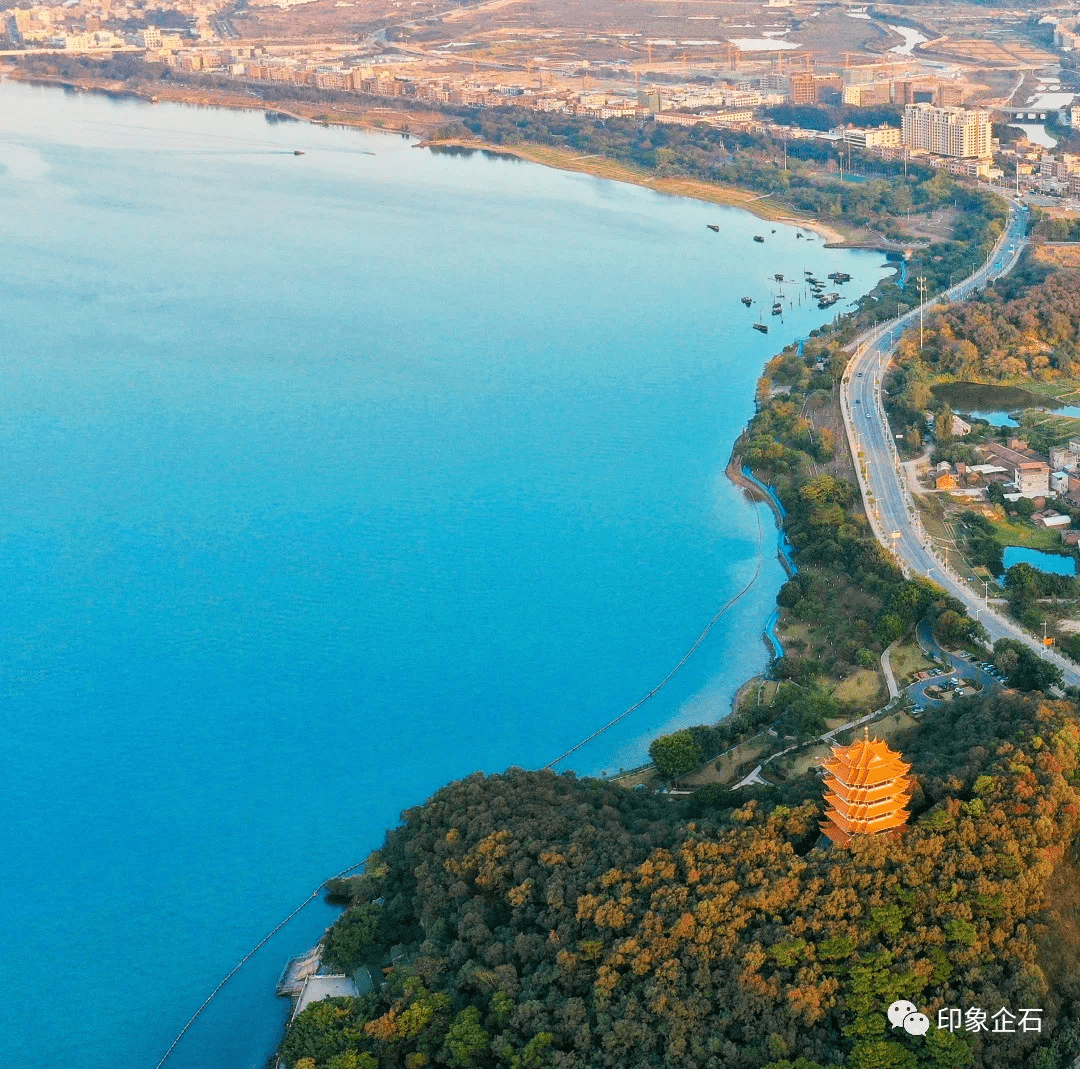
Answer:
[
  {"left": 902, "top": 103, "right": 992, "bottom": 159},
  {"left": 842, "top": 125, "right": 901, "bottom": 149}
]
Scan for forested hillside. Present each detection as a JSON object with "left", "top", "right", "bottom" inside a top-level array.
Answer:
[
  {"left": 282, "top": 692, "right": 1080, "bottom": 1069},
  {"left": 891, "top": 264, "right": 1080, "bottom": 384}
]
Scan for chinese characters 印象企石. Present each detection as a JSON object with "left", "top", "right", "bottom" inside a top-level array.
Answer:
[{"left": 936, "top": 1007, "right": 1042, "bottom": 1033}]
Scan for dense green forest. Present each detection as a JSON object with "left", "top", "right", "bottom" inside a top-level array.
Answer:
[
  {"left": 1031, "top": 211, "right": 1080, "bottom": 244},
  {"left": 283, "top": 691, "right": 1080, "bottom": 1069}
]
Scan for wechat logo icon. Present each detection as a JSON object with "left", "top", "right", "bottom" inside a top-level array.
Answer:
[{"left": 888, "top": 1000, "right": 931, "bottom": 1037}]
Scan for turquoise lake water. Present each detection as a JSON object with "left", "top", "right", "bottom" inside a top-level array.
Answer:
[
  {"left": 0, "top": 79, "right": 887, "bottom": 1068},
  {"left": 1003, "top": 545, "right": 1077, "bottom": 575}
]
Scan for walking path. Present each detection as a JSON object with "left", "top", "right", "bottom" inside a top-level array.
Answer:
[{"left": 881, "top": 641, "right": 900, "bottom": 700}]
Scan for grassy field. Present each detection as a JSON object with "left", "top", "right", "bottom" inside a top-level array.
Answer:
[
  {"left": 833, "top": 667, "right": 886, "bottom": 706},
  {"left": 776, "top": 741, "right": 831, "bottom": 779},
  {"left": 992, "top": 518, "right": 1063, "bottom": 552},
  {"left": 889, "top": 640, "right": 936, "bottom": 685},
  {"left": 688, "top": 736, "right": 772, "bottom": 786}
]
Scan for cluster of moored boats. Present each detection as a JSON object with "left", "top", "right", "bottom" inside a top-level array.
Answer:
[
  {"left": 739, "top": 268, "right": 853, "bottom": 332},
  {"left": 803, "top": 269, "right": 849, "bottom": 308},
  {"left": 704, "top": 225, "right": 852, "bottom": 333}
]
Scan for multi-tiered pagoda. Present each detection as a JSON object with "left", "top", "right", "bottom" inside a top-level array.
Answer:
[{"left": 821, "top": 731, "right": 911, "bottom": 847}]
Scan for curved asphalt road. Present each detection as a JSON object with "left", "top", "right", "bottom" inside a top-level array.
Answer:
[
  {"left": 839, "top": 198, "right": 1080, "bottom": 688},
  {"left": 907, "top": 620, "right": 1002, "bottom": 709}
]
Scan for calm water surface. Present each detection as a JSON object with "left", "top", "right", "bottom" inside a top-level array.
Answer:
[
  {"left": 1003, "top": 546, "right": 1077, "bottom": 575},
  {"left": 931, "top": 381, "right": 1080, "bottom": 427},
  {"left": 0, "top": 79, "right": 886, "bottom": 1068}
]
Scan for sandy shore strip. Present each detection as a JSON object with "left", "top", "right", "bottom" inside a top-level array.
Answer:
[{"left": 415, "top": 137, "right": 850, "bottom": 243}]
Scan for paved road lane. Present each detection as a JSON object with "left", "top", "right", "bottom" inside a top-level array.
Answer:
[{"left": 838, "top": 199, "right": 1080, "bottom": 688}]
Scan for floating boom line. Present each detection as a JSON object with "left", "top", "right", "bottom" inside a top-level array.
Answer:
[
  {"left": 542, "top": 503, "right": 767, "bottom": 771},
  {"left": 157, "top": 494, "right": 772, "bottom": 1066},
  {"left": 154, "top": 858, "right": 369, "bottom": 1069}
]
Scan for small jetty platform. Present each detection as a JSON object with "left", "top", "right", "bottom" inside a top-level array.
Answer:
[
  {"left": 277, "top": 946, "right": 320, "bottom": 997},
  {"left": 277, "top": 937, "right": 374, "bottom": 1024}
]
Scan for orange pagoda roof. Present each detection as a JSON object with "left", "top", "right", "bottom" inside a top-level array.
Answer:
[{"left": 821, "top": 732, "right": 911, "bottom": 847}]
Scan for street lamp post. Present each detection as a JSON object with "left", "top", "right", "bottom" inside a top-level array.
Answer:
[{"left": 915, "top": 276, "right": 928, "bottom": 350}]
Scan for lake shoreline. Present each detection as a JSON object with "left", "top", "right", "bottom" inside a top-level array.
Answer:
[
  {"left": 1, "top": 65, "right": 860, "bottom": 244},
  {"left": 0, "top": 76, "right": 894, "bottom": 1069},
  {"left": 413, "top": 137, "right": 850, "bottom": 244}
]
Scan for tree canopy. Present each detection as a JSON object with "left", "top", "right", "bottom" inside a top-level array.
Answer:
[{"left": 281, "top": 692, "right": 1080, "bottom": 1069}]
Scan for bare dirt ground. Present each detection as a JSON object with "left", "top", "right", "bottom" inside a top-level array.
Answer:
[
  {"left": 919, "top": 36, "right": 1056, "bottom": 68},
  {"left": 899, "top": 206, "right": 959, "bottom": 242},
  {"left": 788, "top": 9, "right": 896, "bottom": 57},
  {"left": 233, "top": 0, "right": 424, "bottom": 41}
]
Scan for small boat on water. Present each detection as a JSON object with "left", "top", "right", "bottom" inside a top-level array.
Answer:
[
  {"left": 771, "top": 301, "right": 783, "bottom": 315},
  {"left": 741, "top": 296, "right": 753, "bottom": 306},
  {"left": 753, "top": 322, "right": 769, "bottom": 333},
  {"left": 706, "top": 224, "right": 720, "bottom": 232},
  {"left": 773, "top": 273, "right": 784, "bottom": 282},
  {"left": 754, "top": 235, "right": 765, "bottom": 243},
  {"left": 828, "top": 271, "right": 851, "bottom": 283},
  {"left": 294, "top": 150, "right": 305, "bottom": 155}
]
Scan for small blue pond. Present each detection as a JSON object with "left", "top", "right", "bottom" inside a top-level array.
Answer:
[
  {"left": 964, "top": 409, "right": 1020, "bottom": 427},
  {"left": 962, "top": 405, "right": 1080, "bottom": 428},
  {"left": 1003, "top": 546, "right": 1077, "bottom": 575}
]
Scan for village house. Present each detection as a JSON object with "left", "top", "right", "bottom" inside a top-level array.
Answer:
[
  {"left": 1034, "top": 510, "right": 1072, "bottom": 529},
  {"left": 967, "top": 463, "right": 1009, "bottom": 484},
  {"left": 933, "top": 461, "right": 956, "bottom": 490},
  {"left": 1051, "top": 445, "right": 1079, "bottom": 472},
  {"left": 1015, "top": 461, "right": 1051, "bottom": 495},
  {"left": 983, "top": 442, "right": 1051, "bottom": 495}
]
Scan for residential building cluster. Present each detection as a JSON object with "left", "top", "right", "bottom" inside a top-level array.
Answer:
[
  {"left": 930, "top": 437, "right": 1080, "bottom": 542},
  {"left": 150, "top": 51, "right": 776, "bottom": 127},
  {"left": 1031, "top": 151, "right": 1080, "bottom": 195},
  {"left": 4, "top": 0, "right": 217, "bottom": 49}
]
